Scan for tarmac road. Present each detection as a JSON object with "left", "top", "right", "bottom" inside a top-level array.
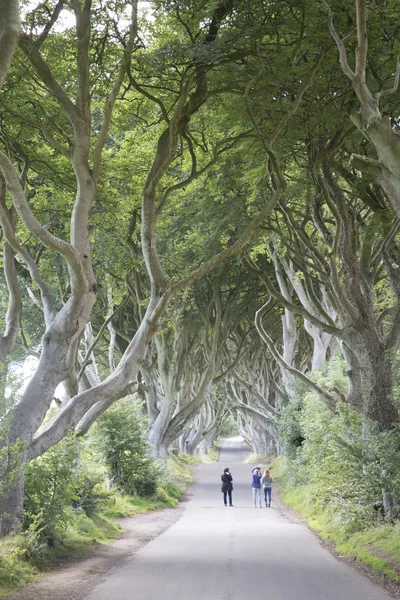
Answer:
[{"left": 84, "top": 437, "right": 392, "bottom": 600}]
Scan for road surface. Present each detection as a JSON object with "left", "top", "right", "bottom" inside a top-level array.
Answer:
[{"left": 85, "top": 437, "right": 392, "bottom": 600}]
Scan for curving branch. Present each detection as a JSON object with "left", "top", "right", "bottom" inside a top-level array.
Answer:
[
  {"left": 227, "top": 379, "right": 275, "bottom": 426},
  {"left": 0, "top": 152, "right": 87, "bottom": 297},
  {"left": 169, "top": 185, "right": 285, "bottom": 301},
  {"left": 0, "top": 183, "right": 22, "bottom": 363},
  {"left": 156, "top": 130, "right": 252, "bottom": 217},
  {"left": 375, "top": 55, "right": 400, "bottom": 102},
  {"left": 0, "top": 99, "right": 70, "bottom": 157},
  {"left": 255, "top": 301, "right": 337, "bottom": 410},
  {"left": 232, "top": 371, "right": 279, "bottom": 417},
  {"left": 142, "top": 0, "right": 241, "bottom": 296},
  {"left": 0, "top": 178, "right": 54, "bottom": 322},
  {"left": 349, "top": 154, "right": 382, "bottom": 179},
  {"left": 203, "top": 398, "right": 226, "bottom": 439},
  {"left": 322, "top": 0, "right": 355, "bottom": 81},
  {"left": 19, "top": 35, "right": 81, "bottom": 130},
  {"left": 30, "top": 290, "right": 162, "bottom": 458},
  {"left": 2, "top": 240, "right": 22, "bottom": 358},
  {"left": 36, "top": 100, "right": 72, "bottom": 145},
  {"left": 93, "top": 1, "right": 138, "bottom": 183},
  {"left": 127, "top": 68, "right": 169, "bottom": 124},
  {"left": 77, "top": 296, "right": 130, "bottom": 380},
  {"left": 244, "top": 255, "right": 343, "bottom": 338},
  {"left": 355, "top": 0, "right": 367, "bottom": 82},
  {"left": 34, "top": 0, "right": 64, "bottom": 50}
]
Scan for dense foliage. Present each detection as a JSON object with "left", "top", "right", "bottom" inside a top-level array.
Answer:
[
  {"left": 24, "top": 435, "right": 105, "bottom": 546},
  {"left": 93, "top": 401, "right": 159, "bottom": 497},
  {"left": 0, "top": 4, "right": 400, "bottom": 580},
  {"left": 280, "top": 357, "right": 400, "bottom": 537},
  {"left": 1, "top": 401, "right": 182, "bottom": 576}
]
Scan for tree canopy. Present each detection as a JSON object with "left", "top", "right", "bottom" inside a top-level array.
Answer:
[{"left": 1, "top": 0, "right": 400, "bottom": 535}]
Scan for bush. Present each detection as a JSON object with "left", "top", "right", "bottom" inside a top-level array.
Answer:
[
  {"left": 0, "top": 408, "right": 187, "bottom": 590},
  {"left": 0, "top": 553, "right": 35, "bottom": 592},
  {"left": 278, "top": 398, "right": 304, "bottom": 460},
  {"left": 279, "top": 356, "right": 394, "bottom": 536},
  {"left": 93, "top": 401, "right": 159, "bottom": 497},
  {"left": 24, "top": 435, "right": 81, "bottom": 545},
  {"left": 23, "top": 435, "right": 108, "bottom": 547}
]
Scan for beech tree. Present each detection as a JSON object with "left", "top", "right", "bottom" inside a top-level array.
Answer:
[
  {"left": 0, "top": 0, "right": 20, "bottom": 90},
  {"left": 1, "top": 0, "right": 311, "bottom": 533},
  {"left": 324, "top": 0, "right": 400, "bottom": 213},
  {"left": 253, "top": 136, "right": 400, "bottom": 431},
  {"left": 1, "top": 0, "right": 398, "bottom": 535}
]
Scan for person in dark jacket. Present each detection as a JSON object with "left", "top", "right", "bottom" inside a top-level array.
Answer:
[{"left": 221, "top": 467, "right": 233, "bottom": 506}]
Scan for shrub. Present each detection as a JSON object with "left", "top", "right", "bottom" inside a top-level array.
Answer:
[
  {"left": 24, "top": 435, "right": 81, "bottom": 545},
  {"left": 93, "top": 401, "right": 159, "bottom": 497},
  {"left": 23, "top": 435, "right": 108, "bottom": 547},
  {"left": 279, "top": 356, "right": 393, "bottom": 536},
  {"left": 278, "top": 398, "right": 304, "bottom": 460}
]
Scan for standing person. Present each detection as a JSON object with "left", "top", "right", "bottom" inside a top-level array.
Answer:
[
  {"left": 262, "top": 469, "right": 273, "bottom": 507},
  {"left": 221, "top": 467, "right": 233, "bottom": 506},
  {"left": 251, "top": 467, "right": 262, "bottom": 508}
]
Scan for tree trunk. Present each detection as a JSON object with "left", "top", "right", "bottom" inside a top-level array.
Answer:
[
  {"left": 0, "top": 0, "right": 21, "bottom": 90},
  {"left": 0, "top": 465, "right": 25, "bottom": 536},
  {"left": 342, "top": 333, "right": 396, "bottom": 430},
  {"left": 305, "top": 322, "right": 331, "bottom": 371},
  {"left": 186, "top": 412, "right": 206, "bottom": 455},
  {"left": 0, "top": 335, "right": 74, "bottom": 533}
]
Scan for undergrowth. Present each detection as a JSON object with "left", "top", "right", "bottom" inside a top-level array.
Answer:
[
  {"left": 0, "top": 472, "right": 184, "bottom": 596},
  {"left": 0, "top": 444, "right": 214, "bottom": 596},
  {"left": 0, "top": 401, "right": 220, "bottom": 595},
  {"left": 0, "top": 410, "right": 199, "bottom": 596},
  {"left": 275, "top": 460, "right": 400, "bottom": 583}
]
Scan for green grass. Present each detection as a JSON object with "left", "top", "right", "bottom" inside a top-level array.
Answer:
[
  {"left": 0, "top": 458, "right": 192, "bottom": 596},
  {"left": 166, "top": 455, "right": 195, "bottom": 486},
  {"left": 243, "top": 453, "right": 275, "bottom": 467},
  {"left": 275, "top": 458, "right": 400, "bottom": 583},
  {"left": 202, "top": 444, "right": 220, "bottom": 463},
  {"left": 0, "top": 508, "right": 124, "bottom": 595},
  {"left": 334, "top": 522, "right": 400, "bottom": 581},
  {"left": 0, "top": 547, "right": 36, "bottom": 597},
  {"left": 269, "top": 455, "right": 286, "bottom": 477},
  {"left": 165, "top": 447, "right": 219, "bottom": 486},
  {"left": 101, "top": 488, "right": 180, "bottom": 519}
]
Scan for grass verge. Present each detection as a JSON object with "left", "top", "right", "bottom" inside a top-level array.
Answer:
[
  {"left": 0, "top": 511, "right": 121, "bottom": 597},
  {"left": 0, "top": 455, "right": 192, "bottom": 596},
  {"left": 272, "top": 456, "right": 400, "bottom": 583},
  {"left": 243, "top": 453, "right": 275, "bottom": 467}
]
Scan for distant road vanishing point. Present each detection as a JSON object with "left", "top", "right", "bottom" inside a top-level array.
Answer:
[{"left": 84, "top": 437, "right": 391, "bottom": 600}]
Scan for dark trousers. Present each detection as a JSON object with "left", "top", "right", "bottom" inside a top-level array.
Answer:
[
  {"left": 223, "top": 490, "right": 232, "bottom": 505},
  {"left": 264, "top": 487, "right": 272, "bottom": 503}
]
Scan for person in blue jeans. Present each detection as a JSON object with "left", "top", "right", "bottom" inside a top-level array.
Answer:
[
  {"left": 221, "top": 467, "right": 233, "bottom": 506},
  {"left": 251, "top": 467, "right": 262, "bottom": 507},
  {"left": 262, "top": 469, "right": 273, "bottom": 507}
]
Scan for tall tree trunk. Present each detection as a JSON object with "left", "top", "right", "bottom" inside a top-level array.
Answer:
[
  {"left": 342, "top": 334, "right": 396, "bottom": 430},
  {"left": 0, "top": 0, "right": 21, "bottom": 90}
]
